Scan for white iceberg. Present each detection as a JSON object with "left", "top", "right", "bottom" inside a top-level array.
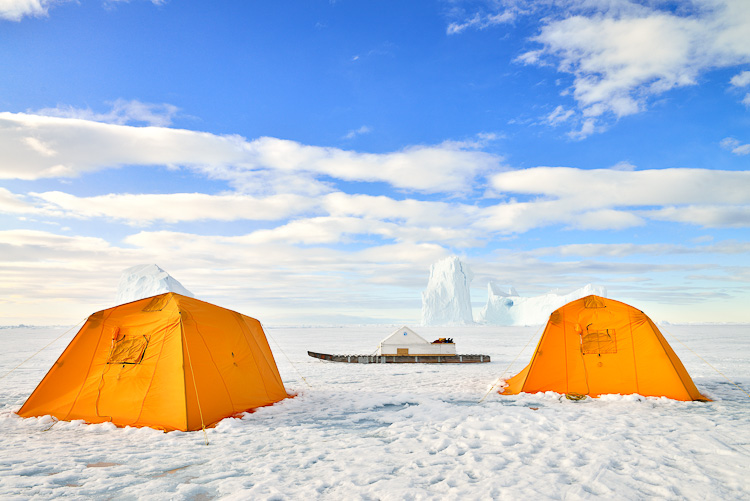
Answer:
[
  {"left": 421, "top": 256, "right": 474, "bottom": 326},
  {"left": 115, "top": 264, "right": 194, "bottom": 305},
  {"left": 477, "top": 282, "right": 607, "bottom": 326}
]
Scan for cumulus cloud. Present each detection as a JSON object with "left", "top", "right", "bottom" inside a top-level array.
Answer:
[
  {"left": 0, "top": 0, "right": 60, "bottom": 21},
  {"left": 0, "top": 112, "right": 501, "bottom": 194},
  {"left": 455, "top": 0, "right": 750, "bottom": 137},
  {"left": 730, "top": 70, "right": 750, "bottom": 87}
]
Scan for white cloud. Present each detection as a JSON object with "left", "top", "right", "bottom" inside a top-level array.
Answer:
[
  {"left": 2, "top": 224, "right": 748, "bottom": 324},
  {"left": 479, "top": 167, "right": 750, "bottom": 232},
  {"left": 0, "top": 0, "right": 58, "bottom": 21},
  {"left": 532, "top": 241, "right": 750, "bottom": 257},
  {"left": 730, "top": 70, "right": 750, "bottom": 87},
  {"left": 729, "top": 70, "right": 750, "bottom": 107},
  {"left": 490, "top": 167, "right": 750, "bottom": 206},
  {"left": 645, "top": 205, "right": 750, "bottom": 228},
  {"left": 0, "top": 113, "right": 502, "bottom": 194},
  {"left": 4, "top": 229, "right": 103, "bottom": 250},
  {"left": 486, "top": 0, "right": 750, "bottom": 137},
  {"left": 27, "top": 191, "right": 319, "bottom": 224},
  {"left": 343, "top": 125, "right": 372, "bottom": 139},
  {"left": 0, "top": 188, "right": 34, "bottom": 214},
  {"left": 571, "top": 209, "right": 644, "bottom": 230},
  {"left": 233, "top": 136, "right": 500, "bottom": 194},
  {"left": 33, "top": 100, "right": 180, "bottom": 127},
  {"left": 546, "top": 105, "right": 574, "bottom": 126},
  {"left": 447, "top": 10, "right": 516, "bottom": 35},
  {"left": 237, "top": 215, "right": 480, "bottom": 247},
  {"left": 720, "top": 137, "right": 750, "bottom": 155},
  {"left": 322, "top": 192, "right": 479, "bottom": 228},
  {"left": 525, "top": 13, "right": 695, "bottom": 117},
  {"left": 0, "top": 0, "right": 164, "bottom": 21},
  {"left": 2, "top": 188, "right": 482, "bottom": 246},
  {"left": 6, "top": 166, "right": 748, "bottom": 240},
  {"left": 610, "top": 161, "right": 637, "bottom": 171}
]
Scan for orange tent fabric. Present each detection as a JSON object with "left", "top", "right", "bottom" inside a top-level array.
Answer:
[
  {"left": 500, "top": 295, "right": 709, "bottom": 401},
  {"left": 18, "top": 293, "right": 289, "bottom": 431}
]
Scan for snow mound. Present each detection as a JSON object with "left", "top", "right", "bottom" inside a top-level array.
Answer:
[
  {"left": 477, "top": 283, "right": 607, "bottom": 326},
  {"left": 115, "top": 264, "right": 194, "bottom": 304},
  {"left": 421, "top": 256, "right": 474, "bottom": 326}
]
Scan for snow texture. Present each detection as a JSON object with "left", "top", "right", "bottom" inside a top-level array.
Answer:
[
  {"left": 478, "top": 283, "right": 607, "bottom": 326},
  {"left": 421, "top": 256, "right": 474, "bottom": 326},
  {"left": 115, "top": 264, "right": 194, "bottom": 305},
  {"left": 1, "top": 324, "right": 749, "bottom": 500}
]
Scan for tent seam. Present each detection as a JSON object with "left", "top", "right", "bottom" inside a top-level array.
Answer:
[
  {"left": 192, "top": 312, "right": 236, "bottom": 413},
  {"left": 130, "top": 321, "right": 177, "bottom": 427},
  {"left": 63, "top": 308, "right": 116, "bottom": 421},
  {"left": 629, "top": 309, "right": 641, "bottom": 397},
  {"left": 235, "top": 314, "right": 278, "bottom": 401}
]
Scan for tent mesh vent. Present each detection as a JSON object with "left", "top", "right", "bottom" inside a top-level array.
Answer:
[
  {"left": 581, "top": 329, "right": 617, "bottom": 355},
  {"left": 108, "top": 336, "right": 149, "bottom": 364}
]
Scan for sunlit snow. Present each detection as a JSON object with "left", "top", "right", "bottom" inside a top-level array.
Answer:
[{"left": 2, "top": 323, "right": 748, "bottom": 499}]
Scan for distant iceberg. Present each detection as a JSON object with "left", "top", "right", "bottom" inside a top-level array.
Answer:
[
  {"left": 115, "top": 264, "right": 194, "bottom": 305},
  {"left": 421, "top": 256, "right": 474, "bottom": 326},
  {"left": 477, "top": 283, "right": 607, "bottom": 326}
]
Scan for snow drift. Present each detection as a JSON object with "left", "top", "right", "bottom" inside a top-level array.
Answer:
[
  {"left": 421, "top": 256, "right": 474, "bottom": 326},
  {"left": 115, "top": 264, "right": 194, "bottom": 305}
]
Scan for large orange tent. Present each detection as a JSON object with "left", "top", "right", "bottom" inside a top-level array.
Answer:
[
  {"left": 18, "top": 293, "right": 289, "bottom": 431},
  {"left": 500, "top": 295, "right": 709, "bottom": 401}
]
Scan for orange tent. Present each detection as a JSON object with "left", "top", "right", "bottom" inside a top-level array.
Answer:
[
  {"left": 500, "top": 295, "right": 709, "bottom": 401},
  {"left": 18, "top": 293, "right": 289, "bottom": 431}
]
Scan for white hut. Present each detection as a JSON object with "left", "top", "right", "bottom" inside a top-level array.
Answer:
[{"left": 377, "top": 326, "right": 456, "bottom": 356}]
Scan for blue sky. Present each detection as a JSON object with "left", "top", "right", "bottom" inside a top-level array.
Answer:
[{"left": 1, "top": 0, "right": 749, "bottom": 325}]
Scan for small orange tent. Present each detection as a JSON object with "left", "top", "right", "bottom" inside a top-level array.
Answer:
[
  {"left": 18, "top": 293, "right": 289, "bottom": 431},
  {"left": 500, "top": 295, "right": 709, "bottom": 401}
]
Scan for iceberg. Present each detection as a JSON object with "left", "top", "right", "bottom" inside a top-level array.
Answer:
[
  {"left": 421, "top": 256, "right": 474, "bottom": 326},
  {"left": 477, "top": 283, "right": 607, "bottom": 326},
  {"left": 115, "top": 264, "right": 194, "bottom": 305}
]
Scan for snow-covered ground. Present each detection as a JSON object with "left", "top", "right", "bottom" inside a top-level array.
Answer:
[{"left": 1, "top": 324, "right": 749, "bottom": 500}]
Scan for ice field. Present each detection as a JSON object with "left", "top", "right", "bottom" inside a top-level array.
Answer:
[{"left": 1, "top": 324, "right": 749, "bottom": 500}]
